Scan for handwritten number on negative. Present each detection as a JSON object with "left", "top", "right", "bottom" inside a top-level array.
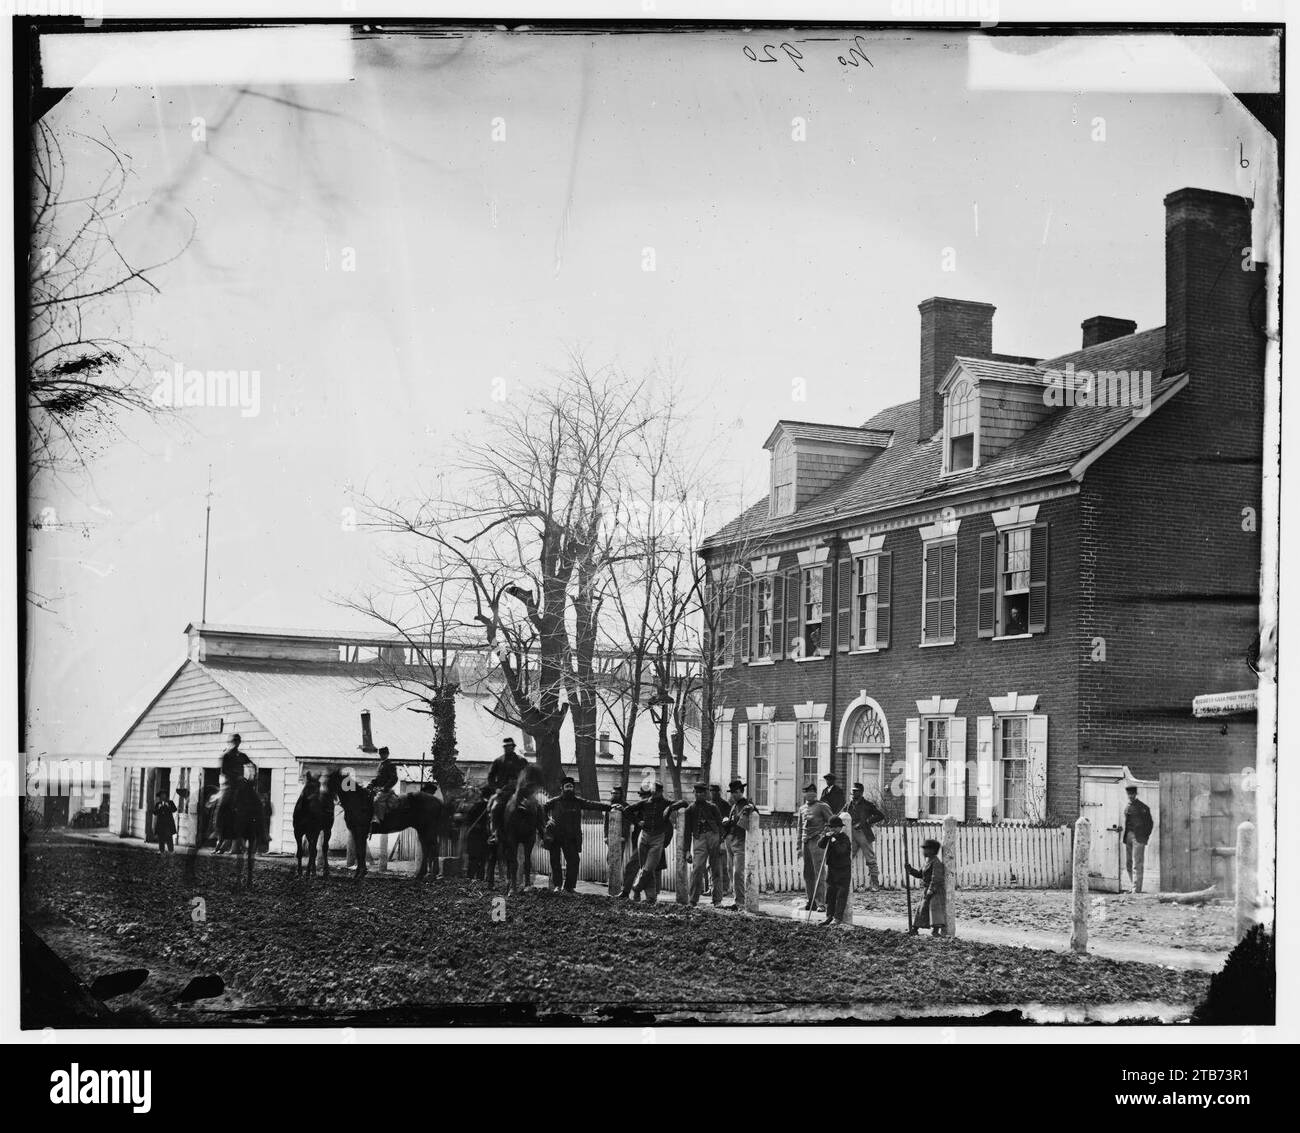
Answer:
[{"left": 743, "top": 43, "right": 805, "bottom": 73}]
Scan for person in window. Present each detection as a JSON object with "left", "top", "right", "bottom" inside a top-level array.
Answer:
[
  {"left": 153, "top": 790, "right": 177, "bottom": 854},
  {"left": 543, "top": 776, "right": 611, "bottom": 892},
  {"left": 906, "top": 838, "right": 948, "bottom": 937},
  {"left": 848, "top": 783, "right": 885, "bottom": 889},
  {"left": 818, "top": 816, "right": 853, "bottom": 925},
  {"left": 820, "top": 772, "right": 846, "bottom": 815},
  {"left": 798, "top": 784, "right": 834, "bottom": 911},
  {"left": 1121, "top": 785, "right": 1154, "bottom": 894},
  {"left": 621, "top": 784, "right": 686, "bottom": 902}
]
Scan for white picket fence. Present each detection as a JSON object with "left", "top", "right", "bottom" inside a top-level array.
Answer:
[{"left": 398, "top": 816, "right": 1072, "bottom": 891}]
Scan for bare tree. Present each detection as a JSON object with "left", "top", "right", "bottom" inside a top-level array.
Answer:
[
  {"left": 28, "top": 120, "right": 193, "bottom": 479},
  {"left": 363, "top": 358, "right": 649, "bottom": 793}
]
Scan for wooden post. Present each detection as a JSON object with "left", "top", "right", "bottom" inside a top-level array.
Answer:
[
  {"left": 376, "top": 832, "right": 389, "bottom": 873},
  {"left": 941, "top": 815, "right": 958, "bottom": 939},
  {"left": 607, "top": 810, "right": 623, "bottom": 896},
  {"left": 1235, "top": 820, "right": 1257, "bottom": 943},
  {"left": 1070, "top": 817, "right": 1090, "bottom": 954},
  {"left": 675, "top": 808, "right": 689, "bottom": 904},
  {"left": 743, "top": 810, "right": 761, "bottom": 914}
]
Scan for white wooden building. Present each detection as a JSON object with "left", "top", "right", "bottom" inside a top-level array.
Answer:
[{"left": 106, "top": 623, "right": 702, "bottom": 853}]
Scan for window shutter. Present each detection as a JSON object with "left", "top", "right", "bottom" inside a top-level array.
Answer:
[
  {"left": 781, "top": 570, "right": 797, "bottom": 658},
  {"left": 976, "top": 715, "right": 995, "bottom": 822},
  {"left": 836, "top": 558, "right": 852, "bottom": 652},
  {"left": 923, "top": 546, "right": 940, "bottom": 642},
  {"left": 715, "top": 721, "right": 731, "bottom": 787},
  {"left": 737, "top": 575, "right": 751, "bottom": 663},
  {"left": 1027, "top": 714, "right": 1048, "bottom": 821},
  {"left": 817, "top": 719, "right": 833, "bottom": 791},
  {"left": 770, "top": 571, "right": 784, "bottom": 661},
  {"left": 819, "top": 564, "right": 833, "bottom": 655},
  {"left": 939, "top": 542, "right": 957, "bottom": 640},
  {"left": 1028, "top": 523, "right": 1049, "bottom": 634},
  {"left": 978, "top": 531, "right": 997, "bottom": 638},
  {"left": 904, "top": 717, "right": 921, "bottom": 819},
  {"left": 735, "top": 722, "right": 748, "bottom": 784},
  {"left": 876, "top": 552, "right": 892, "bottom": 648},
  {"left": 947, "top": 716, "right": 967, "bottom": 820},
  {"left": 773, "top": 721, "right": 796, "bottom": 813}
]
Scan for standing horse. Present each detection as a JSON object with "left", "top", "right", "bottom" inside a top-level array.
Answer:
[
  {"left": 221, "top": 780, "right": 266, "bottom": 888},
  {"left": 293, "top": 772, "right": 335, "bottom": 879},
  {"left": 327, "top": 768, "right": 443, "bottom": 881},
  {"left": 500, "top": 770, "right": 547, "bottom": 894}
]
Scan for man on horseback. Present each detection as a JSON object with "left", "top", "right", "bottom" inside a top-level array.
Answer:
[
  {"left": 210, "top": 734, "right": 255, "bottom": 847},
  {"left": 370, "top": 748, "right": 399, "bottom": 832},
  {"left": 487, "top": 737, "right": 529, "bottom": 846}
]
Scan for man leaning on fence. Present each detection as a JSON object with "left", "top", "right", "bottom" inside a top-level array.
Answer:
[
  {"left": 684, "top": 782, "right": 726, "bottom": 907},
  {"left": 722, "top": 779, "right": 755, "bottom": 910},
  {"left": 848, "top": 782, "right": 885, "bottom": 889},
  {"left": 798, "top": 783, "right": 834, "bottom": 911},
  {"left": 544, "top": 776, "right": 611, "bottom": 893},
  {"left": 1121, "top": 784, "right": 1154, "bottom": 895}
]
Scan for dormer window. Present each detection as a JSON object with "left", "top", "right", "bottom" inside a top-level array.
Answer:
[
  {"left": 946, "top": 379, "right": 976, "bottom": 472},
  {"left": 770, "top": 435, "right": 795, "bottom": 518}
]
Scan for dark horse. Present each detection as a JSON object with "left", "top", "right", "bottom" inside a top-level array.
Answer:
[
  {"left": 326, "top": 768, "right": 443, "bottom": 880},
  {"left": 209, "top": 780, "right": 265, "bottom": 888},
  {"left": 293, "top": 772, "right": 335, "bottom": 879},
  {"left": 499, "top": 766, "right": 547, "bottom": 894}
]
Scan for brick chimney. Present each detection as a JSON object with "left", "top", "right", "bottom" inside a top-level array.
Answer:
[
  {"left": 359, "top": 710, "right": 377, "bottom": 754},
  {"left": 1164, "top": 188, "right": 1258, "bottom": 382},
  {"left": 917, "top": 297, "right": 995, "bottom": 441},
  {"left": 1081, "top": 315, "right": 1137, "bottom": 348}
]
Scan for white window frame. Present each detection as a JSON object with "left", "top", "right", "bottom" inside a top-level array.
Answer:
[
  {"left": 994, "top": 525, "right": 1034, "bottom": 640},
  {"left": 796, "top": 719, "right": 820, "bottom": 789},
  {"left": 753, "top": 574, "right": 775, "bottom": 662},
  {"left": 770, "top": 435, "right": 796, "bottom": 518},
  {"left": 711, "top": 567, "right": 733, "bottom": 668},
  {"left": 996, "top": 714, "right": 1031, "bottom": 823},
  {"left": 852, "top": 552, "right": 880, "bottom": 653},
  {"left": 800, "top": 566, "right": 823, "bottom": 658},
  {"left": 920, "top": 536, "right": 958, "bottom": 646},
  {"left": 943, "top": 378, "right": 979, "bottom": 475},
  {"left": 749, "top": 723, "right": 771, "bottom": 809},
  {"left": 919, "top": 717, "right": 950, "bottom": 819}
]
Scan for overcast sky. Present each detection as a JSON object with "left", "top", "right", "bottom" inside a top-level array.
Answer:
[{"left": 26, "top": 27, "right": 1271, "bottom": 756}]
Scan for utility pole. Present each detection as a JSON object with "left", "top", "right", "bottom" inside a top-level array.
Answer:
[{"left": 201, "top": 466, "right": 213, "bottom": 625}]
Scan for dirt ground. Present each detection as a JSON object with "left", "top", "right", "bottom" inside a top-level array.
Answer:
[
  {"left": 20, "top": 835, "right": 1215, "bottom": 1027},
  {"left": 844, "top": 886, "right": 1235, "bottom": 953}
]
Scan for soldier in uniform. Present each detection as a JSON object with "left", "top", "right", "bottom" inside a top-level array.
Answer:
[
  {"left": 487, "top": 737, "right": 530, "bottom": 845},
  {"left": 210, "top": 733, "right": 254, "bottom": 846},
  {"left": 371, "top": 748, "right": 399, "bottom": 830}
]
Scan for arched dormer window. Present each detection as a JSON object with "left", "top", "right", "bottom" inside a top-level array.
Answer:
[
  {"left": 946, "top": 379, "right": 976, "bottom": 472},
  {"left": 770, "top": 435, "right": 796, "bottom": 517}
]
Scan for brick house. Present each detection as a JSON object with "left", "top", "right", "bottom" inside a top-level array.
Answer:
[{"left": 701, "top": 187, "right": 1264, "bottom": 825}]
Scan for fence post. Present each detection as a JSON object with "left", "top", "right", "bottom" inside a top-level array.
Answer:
[
  {"left": 376, "top": 831, "right": 389, "bottom": 873},
  {"left": 1070, "top": 817, "right": 1090, "bottom": 954},
  {"left": 1235, "top": 820, "right": 1257, "bottom": 943},
  {"left": 674, "top": 808, "right": 689, "bottom": 904},
  {"left": 941, "top": 815, "right": 958, "bottom": 939},
  {"left": 744, "top": 810, "right": 761, "bottom": 914},
  {"left": 607, "top": 810, "right": 623, "bottom": 897}
]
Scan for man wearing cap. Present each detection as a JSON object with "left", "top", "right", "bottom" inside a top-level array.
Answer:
[
  {"left": 487, "top": 737, "right": 530, "bottom": 846},
  {"left": 1121, "top": 784, "right": 1154, "bottom": 894},
  {"left": 798, "top": 783, "right": 834, "bottom": 911},
  {"left": 543, "top": 776, "right": 611, "bottom": 892},
  {"left": 820, "top": 772, "right": 846, "bottom": 816},
  {"left": 707, "top": 784, "right": 733, "bottom": 897},
  {"left": 722, "top": 780, "right": 756, "bottom": 909},
  {"left": 906, "top": 838, "right": 948, "bottom": 936},
  {"left": 818, "top": 816, "right": 854, "bottom": 925},
  {"left": 847, "top": 782, "right": 885, "bottom": 889},
  {"left": 210, "top": 733, "right": 254, "bottom": 847},
  {"left": 621, "top": 784, "right": 687, "bottom": 902},
  {"left": 684, "top": 782, "right": 726, "bottom": 907},
  {"left": 371, "top": 747, "right": 398, "bottom": 829}
]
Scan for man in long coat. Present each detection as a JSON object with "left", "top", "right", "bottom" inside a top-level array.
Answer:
[{"left": 906, "top": 838, "right": 948, "bottom": 936}]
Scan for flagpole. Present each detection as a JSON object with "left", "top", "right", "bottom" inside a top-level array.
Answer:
[{"left": 201, "top": 467, "right": 212, "bottom": 624}]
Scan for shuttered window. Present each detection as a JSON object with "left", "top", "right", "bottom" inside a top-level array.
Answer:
[
  {"left": 852, "top": 551, "right": 892, "bottom": 649},
  {"left": 921, "top": 539, "right": 957, "bottom": 644},
  {"left": 978, "top": 523, "right": 1049, "bottom": 638},
  {"left": 754, "top": 576, "right": 774, "bottom": 660},
  {"left": 801, "top": 567, "right": 823, "bottom": 656}
]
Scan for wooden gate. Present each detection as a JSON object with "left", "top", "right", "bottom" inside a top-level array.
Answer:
[
  {"left": 1160, "top": 772, "right": 1255, "bottom": 896},
  {"left": 1079, "top": 767, "right": 1159, "bottom": 892}
]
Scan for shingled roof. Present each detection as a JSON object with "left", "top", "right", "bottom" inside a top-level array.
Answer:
[
  {"left": 764, "top": 421, "right": 895, "bottom": 449},
  {"left": 702, "top": 326, "right": 1174, "bottom": 549}
]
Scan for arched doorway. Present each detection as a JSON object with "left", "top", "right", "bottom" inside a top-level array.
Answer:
[{"left": 837, "top": 694, "right": 890, "bottom": 802}]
